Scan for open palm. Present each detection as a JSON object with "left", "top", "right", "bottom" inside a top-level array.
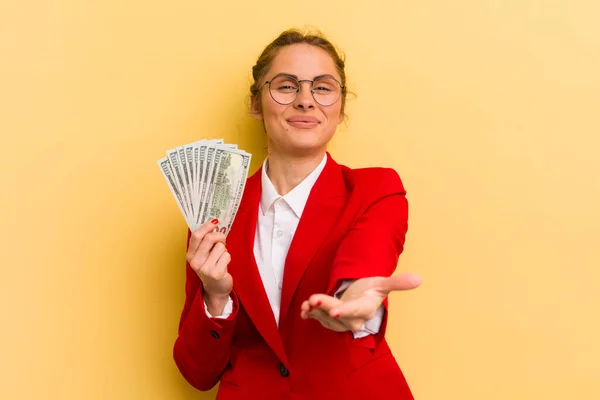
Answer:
[{"left": 300, "top": 273, "right": 422, "bottom": 332}]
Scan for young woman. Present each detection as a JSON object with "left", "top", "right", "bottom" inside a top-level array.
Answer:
[{"left": 173, "top": 28, "right": 422, "bottom": 400}]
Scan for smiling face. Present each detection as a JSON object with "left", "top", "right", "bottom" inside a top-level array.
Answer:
[{"left": 252, "top": 43, "right": 345, "bottom": 157}]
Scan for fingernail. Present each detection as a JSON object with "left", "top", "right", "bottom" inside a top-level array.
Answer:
[
  {"left": 333, "top": 313, "right": 340, "bottom": 318},
  {"left": 211, "top": 219, "right": 219, "bottom": 224},
  {"left": 315, "top": 301, "right": 321, "bottom": 306}
]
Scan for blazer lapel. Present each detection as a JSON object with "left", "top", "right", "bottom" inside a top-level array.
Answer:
[
  {"left": 278, "top": 153, "right": 348, "bottom": 326},
  {"left": 227, "top": 169, "right": 288, "bottom": 365}
]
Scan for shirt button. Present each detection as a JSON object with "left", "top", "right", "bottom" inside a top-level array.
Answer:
[
  {"left": 279, "top": 363, "right": 289, "bottom": 377},
  {"left": 276, "top": 230, "right": 283, "bottom": 238},
  {"left": 211, "top": 330, "right": 220, "bottom": 339}
]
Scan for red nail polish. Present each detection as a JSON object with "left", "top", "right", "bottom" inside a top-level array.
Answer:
[
  {"left": 211, "top": 219, "right": 219, "bottom": 224},
  {"left": 333, "top": 313, "right": 340, "bottom": 318},
  {"left": 315, "top": 301, "right": 321, "bottom": 306}
]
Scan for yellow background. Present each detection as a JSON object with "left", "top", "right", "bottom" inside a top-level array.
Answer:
[{"left": 1, "top": 0, "right": 599, "bottom": 399}]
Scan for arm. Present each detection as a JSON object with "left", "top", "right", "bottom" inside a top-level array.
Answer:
[
  {"left": 328, "top": 169, "right": 409, "bottom": 343},
  {"left": 328, "top": 169, "right": 408, "bottom": 292},
  {"left": 172, "top": 229, "right": 238, "bottom": 391},
  {"left": 301, "top": 169, "right": 414, "bottom": 343}
]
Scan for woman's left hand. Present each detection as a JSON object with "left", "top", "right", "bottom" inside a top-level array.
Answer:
[{"left": 300, "top": 273, "right": 422, "bottom": 332}]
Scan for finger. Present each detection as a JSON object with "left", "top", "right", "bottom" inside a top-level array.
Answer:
[
  {"left": 187, "top": 219, "right": 220, "bottom": 261},
  {"left": 309, "top": 306, "right": 331, "bottom": 321},
  {"left": 194, "top": 231, "right": 226, "bottom": 265},
  {"left": 308, "top": 307, "right": 347, "bottom": 331},
  {"left": 199, "top": 242, "right": 227, "bottom": 276},
  {"left": 300, "top": 300, "right": 320, "bottom": 319},
  {"left": 378, "top": 273, "right": 422, "bottom": 293},
  {"left": 212, "top": 250, "right": 231, "bottom": 279},
  {"left": 330, "top": 295, "right": 382, "bottom": 320},
  {"left": 307, "top": 294, "right": 342, "bottom": 313},
  {"left": 300, "top": 300, "right": 311, "bottom": 318}
]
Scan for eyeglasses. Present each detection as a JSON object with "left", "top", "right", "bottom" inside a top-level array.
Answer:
[{"left": 261, "top": 73, "right": 344, "bottom": 107}]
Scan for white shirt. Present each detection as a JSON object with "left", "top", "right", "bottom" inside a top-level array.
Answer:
[{"left": 205, "top": 154, "right": 383, "bottom": 338}]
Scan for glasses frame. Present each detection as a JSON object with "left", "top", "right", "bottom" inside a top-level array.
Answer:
[{"left": 260, "top": 73, "right": 345, "bottom": 107}]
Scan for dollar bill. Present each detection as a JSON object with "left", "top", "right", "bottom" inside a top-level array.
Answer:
[
  {"left": 158, "top": 139, "right": 251, "bottom": 234},
  {"left": 184, "top": 144, "right": 195, "bottom": 205},
  {"left": 177, "top": 146, "right": 194, "bottom": 221},
  {"left": 194, "top": 139, "right": 221, "bottom": 222},
  {"left": 192, "top": 141, "right": 201, "bottom": 209},
  {"left": 203, "top": 148, "right": 251, "bottom": 234},
  {"left": 158, "top": 157, "right": 191, "bottom": 229},
  {"left": 197, "top": 143, "right": 241, "bottom": 226},
  {"left": 197, "top": 142, "right": 217, "bottom": 226},
  {"left": 167, "top": 149, "right": 193, "bottom": 220}
]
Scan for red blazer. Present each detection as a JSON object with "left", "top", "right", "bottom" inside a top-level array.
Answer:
[{"left": 173, "top": 153, "right": 414, "bottom": 400}]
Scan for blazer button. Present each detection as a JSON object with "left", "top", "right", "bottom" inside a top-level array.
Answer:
[
  {"left": 279, "top": 363, "right": 289, "bottom": 377},
  {"left": 211, "top": 330, "right": 220, "bottom": 339}
]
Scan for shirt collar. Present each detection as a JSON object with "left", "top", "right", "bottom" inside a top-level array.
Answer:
[{"left": 260, "top": 153, "right": 328, "bottom": 218}]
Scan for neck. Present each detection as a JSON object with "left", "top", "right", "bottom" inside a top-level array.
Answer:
[{"left": 266, "top": 149, "right": 326, "bottom": 196}]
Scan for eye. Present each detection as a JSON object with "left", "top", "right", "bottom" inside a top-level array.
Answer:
[
  {"left": 314, "top": 85, "right": 332, "bottom": 92},
  {"left": 313, "top": 78, "right": 337, "bottom": 92},
  {"left": 279, "top": 84, "right": 297, "bottom": 91},
  {"left": 272, "top": 77, "right": 298, "bottom": 92}
]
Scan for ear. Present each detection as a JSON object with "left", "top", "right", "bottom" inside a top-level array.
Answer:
[
  {"left": 337, "top": 98, "right": 346, "bottom": 125},
  {"left": 250, "top": 96, "right": 263, "bottom": 121},
  {"left": 337, "top": 109, "right": 345, "bottom": 125}
]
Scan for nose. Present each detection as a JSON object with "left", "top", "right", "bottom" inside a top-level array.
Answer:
[{"left": 293, "top": 81, "right": 315, "bottom": 110}]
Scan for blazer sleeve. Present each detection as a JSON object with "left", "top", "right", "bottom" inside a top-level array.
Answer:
[
  {"left": 327, "top": 168, "right": 409, "bottom": 345},
  {"left": 172, "top": 230, "right": 239, "bottom": 391}
]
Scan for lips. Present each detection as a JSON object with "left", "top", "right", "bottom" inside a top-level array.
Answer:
[{"left": 286, "top": 116, "right": 320, "bottom": 129}]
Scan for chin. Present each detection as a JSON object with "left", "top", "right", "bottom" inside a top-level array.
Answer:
[
  {"left": 287, "top": 137, "right": 330, "bottom": 154},
  {"left": 268, "top": 124, "right": 334, "bottom": 154}
]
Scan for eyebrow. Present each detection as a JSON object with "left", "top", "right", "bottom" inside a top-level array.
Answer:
[{"left": 271, "top": 72, "right": 337, "bottom": 81}]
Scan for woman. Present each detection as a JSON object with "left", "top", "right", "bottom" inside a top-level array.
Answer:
[{"left": 173, "top": 28, "right": 422, "bottom": 400}]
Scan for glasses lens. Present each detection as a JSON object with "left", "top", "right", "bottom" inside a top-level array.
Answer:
[
  {"left": 269, "top": 76, "right": 299, "bottom": 105},
  {"left": 268, "top": 75, "right": 342, "bottom": 106},
  {"left": 312, "top": 77, "right": 341, "bottom": 106}
]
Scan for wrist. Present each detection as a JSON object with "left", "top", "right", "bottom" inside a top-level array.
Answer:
[{"left": 204, "top": 291, "right": 230, "bottom": 316}]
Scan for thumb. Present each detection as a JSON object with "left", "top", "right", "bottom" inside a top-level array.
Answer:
[{"left": 378, "top": 273, "right": 422, "bottom": 293}]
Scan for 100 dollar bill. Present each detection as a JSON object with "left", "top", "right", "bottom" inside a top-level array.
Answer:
[{"left": 158, "top": 140, "right": 251, "bottom": 234}]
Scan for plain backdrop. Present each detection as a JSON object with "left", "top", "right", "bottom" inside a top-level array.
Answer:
[{"left": 1, "top": 0, "right": 599, "bottom": 399}]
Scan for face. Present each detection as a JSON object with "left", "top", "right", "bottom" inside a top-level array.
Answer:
[{"left": 252, "top": 43, "right": 344, "bottom": 157}]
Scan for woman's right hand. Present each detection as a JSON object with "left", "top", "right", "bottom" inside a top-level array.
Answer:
[{"left": 186, "top": 219, "right": 233, "bottom": 315}]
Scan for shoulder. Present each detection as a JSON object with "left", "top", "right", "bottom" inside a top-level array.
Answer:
[{"left": 338, "top": 163, "right": 407, "bottom": 199}]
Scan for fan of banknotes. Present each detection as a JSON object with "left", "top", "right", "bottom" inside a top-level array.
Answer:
[{"left": 157, "top": 139, "right": 252, "bottom": 235}]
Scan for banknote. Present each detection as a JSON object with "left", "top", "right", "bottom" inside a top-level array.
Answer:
[
  {"left": 202, "top": 148, "right": 251, "bottom": 235},
  {"left": 158, "top": 139, "right": 252, "bottom": 234}
]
